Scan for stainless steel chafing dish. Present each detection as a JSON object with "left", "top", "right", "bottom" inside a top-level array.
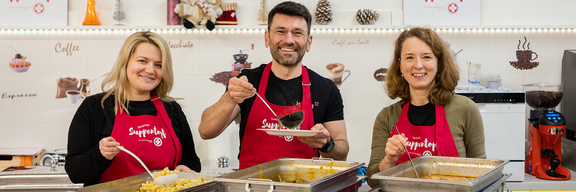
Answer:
[
  {"left": 74, "top": 172, "right": 223, "bottom": 192},
  {"left": 215, "top": 157, "right": 364, "bottom": 192},
  {"left": 371, "top": 156, "right": 509, "bottom": 192}
]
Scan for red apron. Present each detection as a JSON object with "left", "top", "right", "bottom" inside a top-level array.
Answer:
[
  {"left": 238, "top": 63, "right": 317, "bottom": 169},
  {"left": 99, "top": 92, "right": 182, "bottom": 183},
  {"left": 392, "top": 101, "right": 459, "bottom": 166}
]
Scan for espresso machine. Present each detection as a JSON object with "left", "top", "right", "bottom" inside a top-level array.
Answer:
[{"left": 524, "top": 82, "right": 571, "bottom": 180}]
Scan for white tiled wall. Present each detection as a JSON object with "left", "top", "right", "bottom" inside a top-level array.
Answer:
[{"left": 0, "top": 30, "right": 572, "bottom": 167}]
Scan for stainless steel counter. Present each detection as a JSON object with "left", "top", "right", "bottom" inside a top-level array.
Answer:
[
  {"left": 0, "top": 166, "right": 82, "bottom": 191},
  {"left": 496, "top": 170, "right": 576, "bottom": 191}
]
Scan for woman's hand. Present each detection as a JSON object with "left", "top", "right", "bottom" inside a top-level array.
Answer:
[
  {"left": 175, "top": 165, "right": 196, "bottom": 172},
  {"left": 379, "top": 133, "right": 407, "bottom": 171},
  {"left": 99, "top": 137, "right": 121, "bottom": 160}
]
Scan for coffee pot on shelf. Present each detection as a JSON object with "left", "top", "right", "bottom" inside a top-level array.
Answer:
[{"left": 524, "top": 82, "right": 571, "bottom": 180}]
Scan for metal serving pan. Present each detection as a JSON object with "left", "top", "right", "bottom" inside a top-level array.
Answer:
[
  {"left": 371, "top": 156, "right": 509, "bottom": 192},
  {"left": 215, "top": 158, "right": 364, "bottom": 192},
  {"left": 75, "top": 172, "right": 223, "bottom": 192},
  {"left": 369, "top": 174, "right": 512, "bottom": 192}
]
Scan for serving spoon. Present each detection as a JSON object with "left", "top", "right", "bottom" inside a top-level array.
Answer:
[
  {"left": 252, "top": 88, "right": 304, "bottom": 129},
  {"left": 116, "top": 146, "right": 178, "bottom": 186},
  {"left": 392, "top": 125, "right": 419, "bottom": 178}
]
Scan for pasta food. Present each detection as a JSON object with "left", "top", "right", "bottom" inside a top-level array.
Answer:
[{"left": 139, "top": 167, "right": 211, "bottom": 192}]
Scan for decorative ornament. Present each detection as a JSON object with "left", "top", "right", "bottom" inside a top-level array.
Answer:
[
  {"left": 356, "top": 9, "right": 379, "bottom": 25},
  {"left": 82, "top": 0, "right": 101, "bottom": 25},
  {"left": 174, "top": 0, "right": 223, "bottom": 31},
  {"left": 315, "top": 0, "right": 332, "bottom": 25},
  {"left": 257, "top": 0, "right": 268, "bottom": 25},
  {"left": 167, "top": 0, "right": 181, "bottom": 25},
  {"left": 216, "top": 3, "right": 238, "bottom": 25},
  {"left": 113, "top": 0, "right": 126, "bottom": 26}
]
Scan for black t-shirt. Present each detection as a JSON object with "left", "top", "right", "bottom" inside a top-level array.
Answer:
[
  {"left": 236, "top": 64, "right": 345, "bottom": 146},
  {"left": 407, "top": 102, "right": 436, "bottom": 126}
]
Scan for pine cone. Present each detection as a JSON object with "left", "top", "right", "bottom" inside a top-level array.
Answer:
[
  {"left": 356, "top": 9, "right": 379, "bottom": 25},
  {"left": 315, "top": 0, "right": 332, "bottom": 25}
]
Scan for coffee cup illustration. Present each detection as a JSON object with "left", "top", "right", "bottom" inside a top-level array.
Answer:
[
  {"left": 66, "top": 90, "right": 85, "bottom": 104},
  {"left": 516, "top": 50, "right": 538, "bottom": 62},
  {"left": 510, "top": 37, "right": 539, "bottom": 70},
  {"left": 326, "top": 63, "right": 350, "bottom": 86}
]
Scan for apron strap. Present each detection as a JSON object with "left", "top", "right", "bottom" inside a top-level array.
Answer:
[{"left": 150, "top": 92, "right": 182, "bottom": 168}]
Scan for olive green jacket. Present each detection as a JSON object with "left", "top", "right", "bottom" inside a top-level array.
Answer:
[{"left": 367, "top": 94, "right": 487, "bottom": 188}]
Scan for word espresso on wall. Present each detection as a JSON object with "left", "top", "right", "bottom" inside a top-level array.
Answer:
[{"left": 2, "top": 92, "right": 37, "bottom": 99}]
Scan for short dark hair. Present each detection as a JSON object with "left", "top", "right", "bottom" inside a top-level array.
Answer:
[{"left": 267, "top": 1, "right": 312, "bottom": 34}]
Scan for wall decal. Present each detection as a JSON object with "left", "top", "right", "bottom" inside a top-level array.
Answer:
[
  {"left": 8, "top": 46, "right": 31, "bottom": 73},
  {"left": 55, "top": 74, "right": 105, "bottom": 103},
  {"left": 209, "top": 44, "right": 254, "bottom": 124},
  {"left": 510, "top": 36, "right": 539, "bottom": 70},
  {"left": 2, "top": 92, "right": 37, "bottom": 99},
  {"left": 326, "top": 63, "right": 350, "bottom": 87},
  {"left": 167, "top": 40, "right": 194, "bottom": 49},
  {"left": 54, "top": 42, "right": 80, "bottom": 56},
  {"left": 374, "top": 68, "right": 387, "bottom": 82}
]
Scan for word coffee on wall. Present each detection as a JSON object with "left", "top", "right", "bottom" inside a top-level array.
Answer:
[
  {"left": 404, "top": 0, "right": 480, "bottom": 25},
  {"left": 55, "top": 43, "right": 80, "bottom": 56}
]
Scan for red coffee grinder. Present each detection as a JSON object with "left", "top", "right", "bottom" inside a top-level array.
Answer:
[{"left": 524, "top": 83, "right": 571, "bottom": 180}]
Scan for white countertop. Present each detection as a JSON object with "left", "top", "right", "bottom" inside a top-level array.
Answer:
[{"left": 505, "top": 170, "right": 576, "bottom": 191}]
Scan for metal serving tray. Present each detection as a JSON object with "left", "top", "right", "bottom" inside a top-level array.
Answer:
[
  {"left": 75, "top": 172, "right": 223, "bottom": 192},
  {"left": 215, "top": 158, "right": 364, "bottom": 192},
  {"left": 368, "top": 174, "right": 512, "bottom": 192},
  {"left": 371, "top": 156, "right": 509, "bottom": 192}
]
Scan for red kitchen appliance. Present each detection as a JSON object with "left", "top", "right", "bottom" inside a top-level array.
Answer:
[{"left": 524, "top": 83, "right": 571, "bottom": 180}]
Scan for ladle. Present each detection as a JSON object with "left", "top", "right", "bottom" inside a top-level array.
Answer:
[
  {"left": 251, "top": 88, "right": 305, "bottom": 129},
  {"left": 116, "top": 146, "right": 178, "bottom": 186},
  {"left": 392, "top": 125, "right": 419, "bottom": 178}
]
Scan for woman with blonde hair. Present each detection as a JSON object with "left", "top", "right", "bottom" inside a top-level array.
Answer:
[
  {"left": 367, "top": 27, "right": 486, "bottom": 188},
  {"left": 66, "top": 31, "right": 200, "bottom": 186}
]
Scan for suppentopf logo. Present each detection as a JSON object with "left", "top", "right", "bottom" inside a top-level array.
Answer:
[
  {"left": 448, "top": 3, "right": 458, "bottom": 13},
  {"left": 425, "top": 0, "right": 463, "bottom": 14},
  {"left": 34, "top": 3, "right": 45, "bottom": 14},
  {"left": 9, "top": 0, "right": 51, "bottom": 14}
]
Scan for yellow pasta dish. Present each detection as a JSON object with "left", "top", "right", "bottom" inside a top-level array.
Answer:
[{"left": 139, "top": 168, "right": 212, "bottom": 192}]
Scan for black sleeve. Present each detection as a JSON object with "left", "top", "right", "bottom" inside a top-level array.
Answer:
[
  {"left": 322, "top": 84, "right": 345, "bottom": 122},
  {"left": 166, "top": 101, "right": 202, "bottom": 172},
  {"left": 65, "top": 95, "right": 113, "bottom": 186}
]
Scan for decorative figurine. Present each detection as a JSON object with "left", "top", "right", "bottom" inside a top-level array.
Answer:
[{"left": 83, "top": 0, "right": 100, "bottom": 25}]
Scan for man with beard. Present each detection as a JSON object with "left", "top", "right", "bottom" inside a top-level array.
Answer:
[{"left": 198, "top": 1, "right": 348, "bottom": 169}]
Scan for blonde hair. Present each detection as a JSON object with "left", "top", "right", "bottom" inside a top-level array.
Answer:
[
  {"left": 385, "top": 27, "right": 460, "bottom": 106},
  {"left": 101, "top": 31, "right": 175, "bottom": 114}
]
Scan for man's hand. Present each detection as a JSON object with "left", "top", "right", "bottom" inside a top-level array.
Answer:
[
  {"left": 227, "top": 76, "right": 255, "bottom": 103},
  {"left": 297, "top": 124, "right": 330, "bottom": 148}
]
